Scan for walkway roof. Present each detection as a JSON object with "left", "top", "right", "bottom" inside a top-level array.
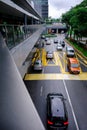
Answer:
[{"left": 0, "top": 0, "right": 42, "bottom": 21}]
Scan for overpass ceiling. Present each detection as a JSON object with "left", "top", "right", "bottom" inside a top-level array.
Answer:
[
  {"left": 0, "top": 0, "right": 41, "bottom": 20},
  {"left": 11, "top": 0, "right": 42, "bottom": 19},
  {"left": 0, "top": 1, "right": 24, "bottom": 18}
]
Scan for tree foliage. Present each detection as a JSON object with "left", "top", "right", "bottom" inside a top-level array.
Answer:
[{"left": 62, "top": 0, "right": 87, "bottom": 37}]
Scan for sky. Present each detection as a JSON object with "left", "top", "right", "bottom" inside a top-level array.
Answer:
[{"left": 48, "top": 0, "right": 84, "bottom": 18}]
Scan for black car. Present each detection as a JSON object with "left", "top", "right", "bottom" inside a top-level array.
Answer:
[
  {"left": 61, "top": 41, "right": 65, "bottom": 47},
  {"left": 47, "top": 93, "right": 68, "bottom": 130}
]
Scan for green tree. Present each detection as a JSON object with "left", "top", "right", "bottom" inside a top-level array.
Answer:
[{"left": 62, "top": 0, "right": 87, "bottom": 39}]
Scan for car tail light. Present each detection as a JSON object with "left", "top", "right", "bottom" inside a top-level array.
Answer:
[
  {"left": 64, "top": 121, "right": 69, "bottom": 125},
  {"left": 47, "top": 120, "right": 53, "bottom": 125}
]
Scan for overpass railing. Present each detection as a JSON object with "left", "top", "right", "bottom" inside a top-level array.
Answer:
[{"left": 0, "top": 24, "right": 44, "bottom": 49}]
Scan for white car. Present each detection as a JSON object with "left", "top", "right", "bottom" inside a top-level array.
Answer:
[
  {"left": 46, "top": 51, "right": 53, "bottom": 59},
  {"left": 46, "top": 40, "right": 51, "bottom": 45},
  {"left": 33, "top": 60, "right": 43, "bottom": 71},
  {"left": 45, "top": 37, "right": 49, "bottom": 41},
  {"left": 66, "top": 46, "right": 75, "bottom": 57},
  {"left": 54, "top": 39, "right": 58, "bottom": 43},
  {"left": 56, "top": 44, "right": 62, "bottom": 50}
]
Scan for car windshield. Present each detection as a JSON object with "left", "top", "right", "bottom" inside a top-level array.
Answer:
[
  {"left": 58, "top": 44, "right": 61, "bottom": 47},
  {"left": 69, "top": 50, "right": 74, "bottom": 53},
  {"left": 71, "top": 63, "right": 79, "bottom": 68}
]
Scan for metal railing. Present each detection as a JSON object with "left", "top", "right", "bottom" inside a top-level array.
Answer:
[{"left": 0, "top": 24, "right": 43, "bottom": 49}]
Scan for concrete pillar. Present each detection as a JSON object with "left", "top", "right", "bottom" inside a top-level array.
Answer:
[
  {"left": 57, "top": 29, "right": 58, "bottom": 34},
  {"left": 32, "top": 18, "right": 34, "bottom": 24},
  {"left": 24, "top": 14, "right": 27, "bottom": 25}
]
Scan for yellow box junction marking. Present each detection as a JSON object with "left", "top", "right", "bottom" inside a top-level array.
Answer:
[
  {"left": 41, "top": 49, "right": 68, "bottom": 73},
  {"left": 77, "top": 53, "right": 87, "bottom": 66},
  {"left": 53, "top": 52, "right": 59, "bottom": 65},
  {"left": 24, "top": 73, "right": 87, "bottom": 81},
  {"left": 63, "top": 52, "right": 67, "bottom": 72},
  {"left": 56, "top": 52, "right": 65, "bottom": 73},
  {"left": 42, "top": 49, "right": 47, "bottom": 66}
]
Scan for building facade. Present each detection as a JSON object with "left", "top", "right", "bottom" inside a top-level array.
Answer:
[
  {"left": 32, "top": 0, "right": 42, "bottom": 17},
  {"left": 41, "top": 0, "right": 48, "bottom": 20},
  {"left": 32, "top": 0, "right": 48, "bottom": 20}
]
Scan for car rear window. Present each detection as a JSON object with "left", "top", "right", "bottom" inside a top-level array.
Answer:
[
  {"left": 52, "top": 116, "right": 65, "bottom": 122},
  {"left": 35, "top": 62, "right": 39, "bottom": 65},
  {"left": 71, "top": 63, "right": 79, "bottom": 68}
]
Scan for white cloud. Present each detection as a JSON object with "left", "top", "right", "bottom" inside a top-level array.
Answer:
[{"left": 48, "top": 0, "right": 84, "bottom": 18}]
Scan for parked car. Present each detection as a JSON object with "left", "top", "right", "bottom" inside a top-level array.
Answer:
[
  {"left": 47, "top": 93, "right": 68, "bottom": 130},
  {"left": 46, "top": 51, "right": 53, "bottom": 59},
  {"left": 56, "top": 44, "right": 62, "bottom": 51},
  {"left": 33, "top": 59, "right": 43, "bottom": 71},
  {"left": 66, "top": 46, "right": 75, "bottom": 57},
  {"left": 67, "top": 58, "right": 80, "bottom": 74}
]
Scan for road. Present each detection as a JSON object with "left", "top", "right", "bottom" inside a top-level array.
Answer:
[{"left": 24, "top": 34, "right": 87, "bottom": 130}]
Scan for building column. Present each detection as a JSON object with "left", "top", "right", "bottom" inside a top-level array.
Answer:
[
  {"left": 57, "top": 29, "right": 58, "bottom": 34},
  {"left": 32, "top": 18, "right": 34, "bottom": 24},
  {"left": 24, "top": 14, "right": 27, "bottom": 25}
]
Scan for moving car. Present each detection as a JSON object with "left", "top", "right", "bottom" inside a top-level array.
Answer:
[
  {"left": 33, "top": 59, "right": 43, "bottom": 71},
  {"left": 67, "top": 58, "right": 80, "bottom": 74},
  {"left": 54, "top": 39, "right": 58, "bottom": 44},
  {"left": 66, "top": 46, "right": 75, "bottom": 57},
  {"left": 46, "top": 40, "right": 51, "bottom": 45},
  {"left": 46, "top": 51, "right": 53, "bottom": 59},
  {"left": 61, "top": 41, "right": 65, "bottom": 47},
  {"left": 56, "top": 44, "right": 62, "bottom": 51},
  {"left": 41, "top": 35, "right": 45, "bottom": 39},
  {"left": 47, "top": 93, "right": 68, "bottom": 130},
  {"left": 45, "top": 37, "right": 49, "bottom": 41}
]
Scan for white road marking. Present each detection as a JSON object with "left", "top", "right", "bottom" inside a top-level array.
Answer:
[
  {"left": 40, "top": 86, "right": 43, "bottom": 96},
  {"left": 63, "top": 80, "right": 80, "bottom": 130}
]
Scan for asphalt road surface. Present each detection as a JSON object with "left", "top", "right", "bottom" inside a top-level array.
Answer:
[
  {"left": 24, "top": 34, "right": 87, "bottom": 130},
  {"left": 25, "top": 80, "right": 87, "bottom": 130}
]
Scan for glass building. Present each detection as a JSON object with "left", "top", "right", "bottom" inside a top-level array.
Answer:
[
  {"left": 32, "top": 0, "right": 48, "bottom": 20},
  {"left": 41, "top": 0, "right": 48, "bottom": 20}
]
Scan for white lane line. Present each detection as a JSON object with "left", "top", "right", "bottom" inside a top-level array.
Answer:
[
  {"left": 63, "top": 80, "right": 80, "bottom": 130},
  {"left": 42, "top": 68, "right": 44, "bottom": 73},
  {"left": 40, "top": 86, "right": 43, "bottom": 96}
]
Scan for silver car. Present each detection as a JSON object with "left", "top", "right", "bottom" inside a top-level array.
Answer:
[
  {"left": 66, "top": 46, "right": 75, "bottom": 57},
  {"left": 33, "top": 60, "right": 43, "bottom": 71},
  {"left": 54, "top": 39, "right": 58, "bottom": 43},
  {"left": 46, "top": 51, "right": 53, "bottom": 59}
]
